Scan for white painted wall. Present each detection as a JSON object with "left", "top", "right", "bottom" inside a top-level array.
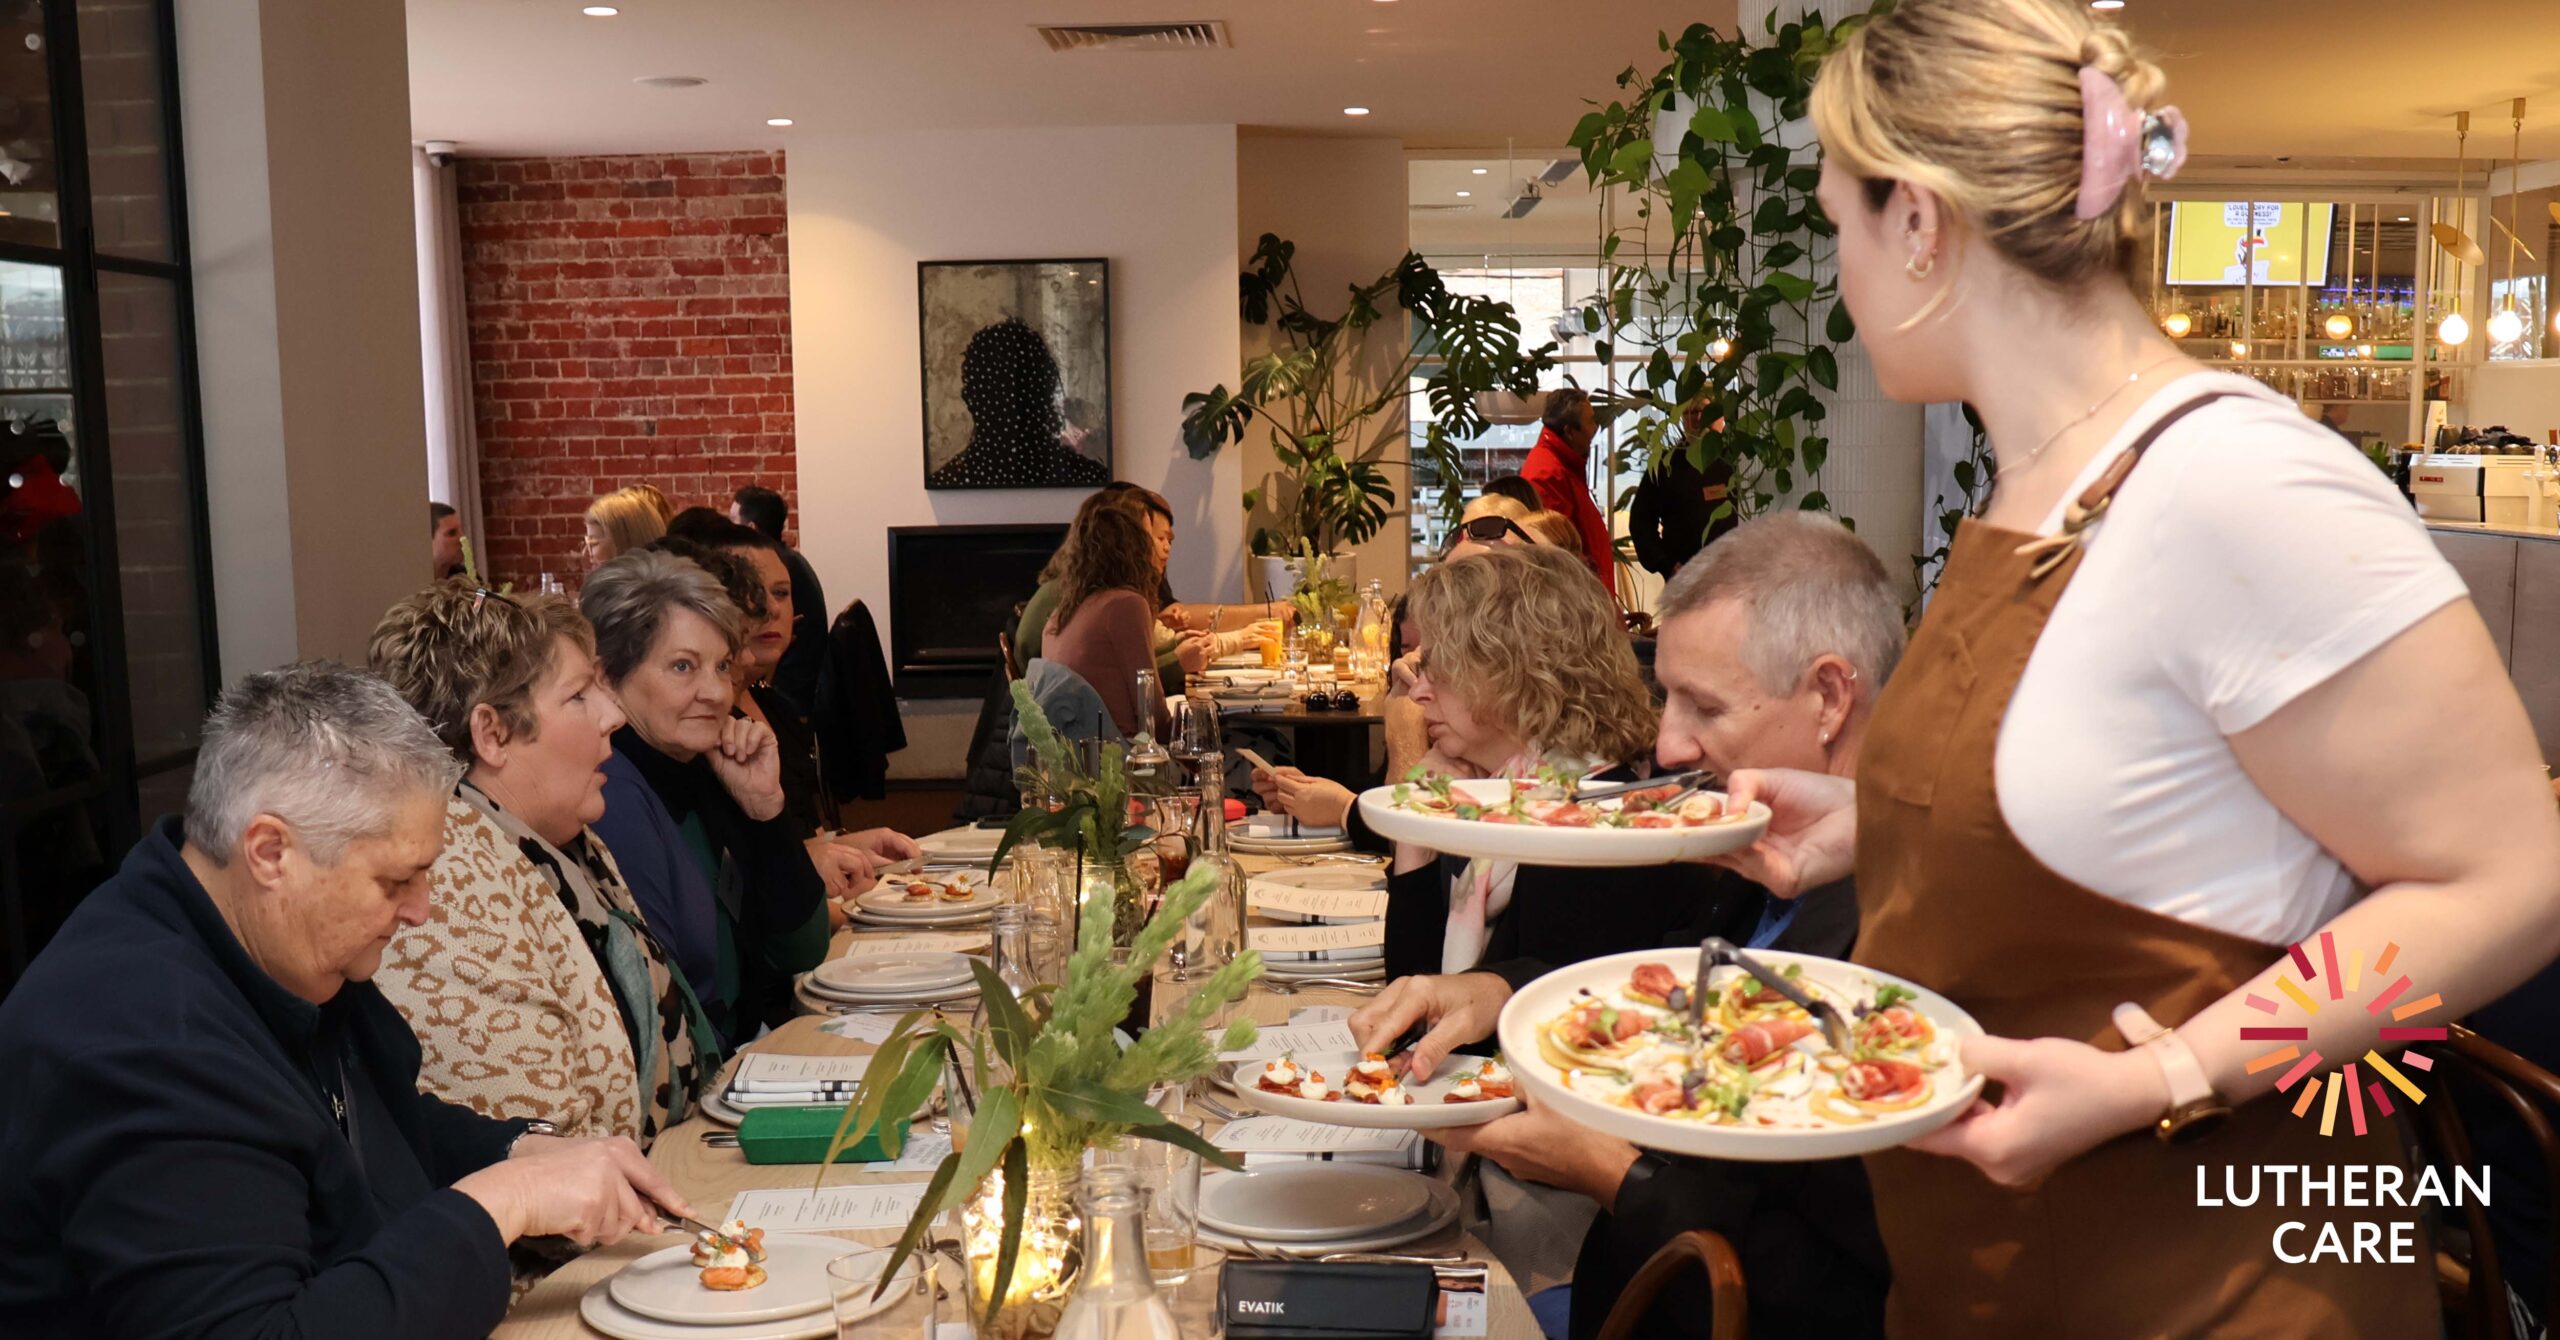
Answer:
[
  {"left": 786, "top": 123, "right": 1245, "bottom": 665},
  {"left": 1234, "top": 134, "right": 1413, "bottom": 595},
  {"left": 180, "top": 0, "right": 430, "bottom": 674}
]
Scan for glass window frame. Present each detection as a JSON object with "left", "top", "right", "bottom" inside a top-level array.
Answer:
[{"left": 0, "top": 0, "right": 212, "bottom": 982}]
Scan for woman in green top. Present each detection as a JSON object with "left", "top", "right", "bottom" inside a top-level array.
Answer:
[
  {"left": 1016, "top": 485, "right": 1280, "bottom": 679},
  {"left": 584, "top": 548, "right": 830, "bottom": 1044}
]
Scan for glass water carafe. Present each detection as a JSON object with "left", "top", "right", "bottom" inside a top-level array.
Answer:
[{"left": 1050, "top": 1165, "right": 1180, "bottom": 1340}]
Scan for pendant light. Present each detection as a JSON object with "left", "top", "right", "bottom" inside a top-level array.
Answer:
[
  {"left": 2438, "top": 112, "right": 2479, "bottom": 346},
  {"left": 2325, "top": 204, "right": 2356, "bottom": 340},
  {"left": 2487, "top": 98, "right": 2530, "bottom": 347},
  {"left": 2162, "top": 311, "right": 2193, "bottom": 338}
]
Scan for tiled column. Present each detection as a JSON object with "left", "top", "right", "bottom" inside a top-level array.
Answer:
[{"left": 1737, "top": 0, "right": 1927, "bottom": 596}]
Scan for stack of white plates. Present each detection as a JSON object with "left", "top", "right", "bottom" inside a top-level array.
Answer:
[
  {"left": 1228, "top": 825, "right": 1352, "bottom": 857},
  {"left": 580, "top": 1239, "right": 917, "bottom": 1340},
  {"left": 1247, "top": 866, "right": 1387, "bottom": 983},
  {"left": 849, "top": 879, "right": 999, "bottom": 929},
  {"left": 914, "top": 825, "right": 1007, "bottom": 863},
  {"left": 804, "top": 951, "right": 982, "bottom": 1007},
  {"left": 1193, "top": 1166, "right": 1460, "bottom": 1258}
]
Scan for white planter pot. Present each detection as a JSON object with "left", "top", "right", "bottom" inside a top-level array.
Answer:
[{"left": 1254, "top": 552, "right": 1358, "bottom": 605}]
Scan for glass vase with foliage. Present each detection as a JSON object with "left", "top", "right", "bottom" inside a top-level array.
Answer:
[
  {"left": 993, "top": 679, "right": 1167, "bottom": 941},
  {"left": 1182, "top": 236, "right": 1557, "bottom": 554},
  {"left": 822, "top": 862, "right": 1262, "bottom": 1336}
]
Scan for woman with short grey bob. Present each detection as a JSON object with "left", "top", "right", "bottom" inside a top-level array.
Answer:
[
  {"left": 583, "top": 548, "right": 828, "bottom": 1044},
  {"left": 0, "top": 661, "right": 690, "bottom": 1339}
]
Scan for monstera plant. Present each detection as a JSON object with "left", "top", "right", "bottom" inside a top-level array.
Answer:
[{"left": 1182, "top": 235, "right": 1556, "bottom": 559}]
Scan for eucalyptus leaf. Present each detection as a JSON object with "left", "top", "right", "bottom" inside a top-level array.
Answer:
[
  {"left": 987, "top": 1137, "right": 1030, "bottom": 1332},
  {"left": 868, "top": 1149, "right": 964, "bottom": 1304}
]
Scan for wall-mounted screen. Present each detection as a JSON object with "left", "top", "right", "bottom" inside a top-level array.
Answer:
[{"left": 2165, "top": 201, "right": 2336, "bottom": 286}]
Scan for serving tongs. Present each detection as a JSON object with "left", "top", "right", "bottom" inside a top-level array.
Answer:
[
  {"left": 1691, "top": 936, "right": 1853, "bottom": 1054},
  {"left": 1566, "top": 768, "right": 1713, "bottom": 806}
]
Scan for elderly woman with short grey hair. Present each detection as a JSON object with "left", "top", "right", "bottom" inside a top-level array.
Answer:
[
  {"left": 583, "top": 548, "right": 828, "bottom": 1044},
  {"left": 0, "top": 662, "right": 691, "bottom": 1339},
  {"left": 368, "top": 580, "right": 714, "bottom": 1148}
]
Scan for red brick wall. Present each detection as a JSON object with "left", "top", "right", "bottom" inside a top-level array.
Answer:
[{"left": 458, "top": 152, "right": 794, "bottom": 585}]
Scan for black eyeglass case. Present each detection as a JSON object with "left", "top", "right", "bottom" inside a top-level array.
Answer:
[{"left": 1220, "top": 1260, "right": 1439, "bottom": 1339}]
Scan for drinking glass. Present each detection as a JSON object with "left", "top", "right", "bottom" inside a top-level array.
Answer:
[
  {"left": 1169, "top": 697, "right": 1222, "bottom": 793},
  {"left": 828, "top": 1248, "right": 936, "bottom": 1339},
  {"left": 1132, "top": 1115, "right": 1206, "bottom": 1287}
]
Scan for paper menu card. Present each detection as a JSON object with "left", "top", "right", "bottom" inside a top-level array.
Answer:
[
  {"left": 1212, "top": 1019, "right": 1358, "bottom": 1062},
  {"left": 1247, "top": 921, "right": 1386, "bottom": 954},
  {"left": 1246, "top": 879, "right": 1388, "bottom": 922},
  {"left": 723, "top": 1183, "right": 935, "bottom": 1232},
  {"left": 836, "top": 932, "right": 987, "bottom": 957},
  {"left": 1211, "top": 1116, "right": 1417, "bottom": 1155},
  {"left": 818, "top": 1013, "right": 902, "bottom": 1044}
]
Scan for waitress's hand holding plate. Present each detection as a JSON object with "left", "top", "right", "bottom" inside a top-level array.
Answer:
[
  {"left": 1711, "top": 767, "right": 1860, "bottom": 898},
  {"left": 1905, "top": 1033, "right": 2173, "bottom": 1189},
  {"left": 1426, "top": 1089, "right": 1641, "bottom": 1206}
]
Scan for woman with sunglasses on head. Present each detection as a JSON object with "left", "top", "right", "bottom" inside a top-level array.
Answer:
[{"left": 1707, "top": 2, "right": 2560, "bottom": 1333}]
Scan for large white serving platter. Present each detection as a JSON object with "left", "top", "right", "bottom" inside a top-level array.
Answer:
[
  {"left": 1495, "top": 948, "right": 1985, "bottom": 1162},
  {"left": 1226, "top": 1051, "right": 1519, "bottom": 1129},
  {"left": 1354, "top": 780, "right": 1767, "bottom": 867}
]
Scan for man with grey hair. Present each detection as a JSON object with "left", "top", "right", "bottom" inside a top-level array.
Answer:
[
  {"left": 0, "top": 662, "right": 693, "bottom": 1339},
  {"left": 1353, "top": 512, "right": 1905, "bottom": 1338}
]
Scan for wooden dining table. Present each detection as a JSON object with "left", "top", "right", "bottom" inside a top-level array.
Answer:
[{"left": 491, "top": 849, "right": 1542, "bottom": 1340}]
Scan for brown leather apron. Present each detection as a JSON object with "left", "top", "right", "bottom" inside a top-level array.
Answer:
[{"left": 1853, "top": 394, "right": 2436, "bottom": 1338}]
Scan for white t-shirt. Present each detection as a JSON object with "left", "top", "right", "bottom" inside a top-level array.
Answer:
[{"left": 1993, "top": 372, "right": 2470, "bottom": 945}]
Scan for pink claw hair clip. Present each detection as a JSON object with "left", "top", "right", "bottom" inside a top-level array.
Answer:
[{"left": 2076, "top": 65, "right": 2189, "bottom": 220}]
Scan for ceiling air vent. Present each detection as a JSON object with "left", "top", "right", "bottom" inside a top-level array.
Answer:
[{"left": 1035, "top": 21, "right": 1232, "bottom": 53}]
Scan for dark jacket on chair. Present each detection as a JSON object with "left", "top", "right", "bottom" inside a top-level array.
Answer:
[
  {"left": 0, "top": 820, "right": 529, "bottom": 1340},
  {"left": 815, "top": 599, "right": 905, "bottom": 802}
]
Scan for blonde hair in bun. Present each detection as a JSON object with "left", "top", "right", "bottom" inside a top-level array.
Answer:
[{"left": 1810, "top": 0, "right": 2167, "bottom": 289}]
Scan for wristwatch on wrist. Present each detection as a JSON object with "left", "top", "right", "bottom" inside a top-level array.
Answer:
[
  {"left": 507, "top": 1119, "right": 560, "bottom": 1158},
  {"left": 2113, "top": 1003, "right": 2231, "bottom": 1145}
]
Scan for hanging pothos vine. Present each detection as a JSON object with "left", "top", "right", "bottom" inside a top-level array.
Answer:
[
  {"left": 1569, "top": 11, "right": 1879, "bottom": 532},
  {"left": 1913, "top": 404, "right": 1997, "bottom": 607}
]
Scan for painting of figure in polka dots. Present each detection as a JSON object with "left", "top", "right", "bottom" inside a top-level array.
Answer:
[{"left": 918, "top": 258, "right": 1112, "bottom": 490}]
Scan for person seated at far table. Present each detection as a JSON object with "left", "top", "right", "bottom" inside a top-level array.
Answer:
[
  {"left": 1482, "top": 473, "right": 1545, "bottom": 515},
  {"left": 582, "top": 484, "right": 668, "bottom": 573},
  {"left": 583, "top": 547, "right": 829, "bottom": 1044},
  {"left": 1443, "top": 492, "right": 1536, "bottom": 561},
  {"left": 1352, "top": 513, "right": 1905, "bottom": 1339},
  {"left": 367, "top": 579, "right": 717, "bottom": 1146},
  {"left": 1042, "top": 504, "right": 1204, "bottom": 739},
  {"left": 0, "top": 663, "right": 692, "bottom": 1340}
]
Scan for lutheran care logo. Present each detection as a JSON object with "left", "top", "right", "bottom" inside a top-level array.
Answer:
[
  {"left": 2197, "top": 934, "right": 2485, "bottom": 1265},
  {"left": 2242, "top": 932, "right": 2442, "bottom": 1134}
]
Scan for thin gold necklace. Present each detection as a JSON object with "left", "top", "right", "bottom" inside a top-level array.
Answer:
[{"left": 2004, "top": 352, "right": 2186, "bottom": 480}]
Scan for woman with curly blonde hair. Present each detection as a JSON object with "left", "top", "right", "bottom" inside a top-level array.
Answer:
[{"left": 1266, "top": 545, "right": 1703, "bottom": 982}]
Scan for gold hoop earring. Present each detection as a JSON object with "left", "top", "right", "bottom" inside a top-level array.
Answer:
[{"left": 1905, "top": 250, "right": 1935, "bottom": 280}]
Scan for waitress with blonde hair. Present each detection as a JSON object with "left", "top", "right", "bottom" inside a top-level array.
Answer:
[{"left": 1712, "top": 0, "right": 2560, "bottom": 1333}]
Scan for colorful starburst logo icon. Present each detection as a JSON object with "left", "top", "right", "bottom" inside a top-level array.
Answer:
[{"left": 2243, "top": 932, "right": 2443, "bottom": 1136}]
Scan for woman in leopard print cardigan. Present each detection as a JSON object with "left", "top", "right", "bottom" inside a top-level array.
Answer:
[{"left": 368, "top": 581, "right": 713, "bottom": 1144}]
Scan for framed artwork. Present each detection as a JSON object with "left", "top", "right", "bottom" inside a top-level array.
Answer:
[{"left": 917, "top": 258, "right": 1112, "bottom": 489}]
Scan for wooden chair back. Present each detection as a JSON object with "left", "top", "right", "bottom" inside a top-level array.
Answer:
[
  {"left": 2417, "top": 1024, "right": 2560, "bottom": 1340},
  {"left": 1590, "top": 1228, "right": 1750, "bottom": 1340}
]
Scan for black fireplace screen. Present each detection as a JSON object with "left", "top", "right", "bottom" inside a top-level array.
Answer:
[{"left": 885, "top": 523, "right": 1067, "bottom": 696}]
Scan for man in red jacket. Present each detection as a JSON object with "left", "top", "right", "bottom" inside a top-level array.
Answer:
[{"left": 1521, "top": 388, "right": 1617, "bottom": 596}]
